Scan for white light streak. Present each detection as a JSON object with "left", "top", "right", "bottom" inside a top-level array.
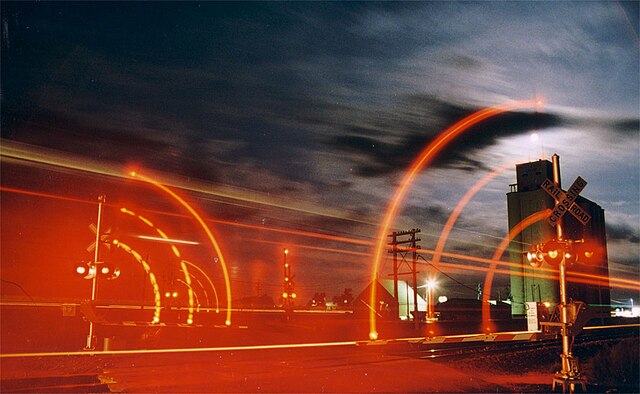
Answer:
[{"left": 136, "top": 235, "right": 200, "bottom": 245}]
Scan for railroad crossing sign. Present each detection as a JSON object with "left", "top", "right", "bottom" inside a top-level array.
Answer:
[
  {"left": 86, "top": 223, "right": 112, "bottom": 252},
  {"left": 541, "top": 176, "right": 592, "bottom": 226}
]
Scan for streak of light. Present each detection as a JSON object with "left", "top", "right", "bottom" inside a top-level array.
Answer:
[
  {"left": 2, "top": 185, "right": 635, "bottom": 292},
  {"left": 120, "top": 207, "right": 195, "bottom": 325},
  {"left": 4, "top": 324, "right": 638, "bottom": 359},
  {"left": 481, "top": 209, "right": 551, "bottom": 332},
  {"left": 369, "top": 98, "right": 544, "bottom": 340},
  {"left": 250, "top": 238, "right": 371, "bottom": 257},
  {"left": 135, "top": 235, "right": 200, "bottom": 245},
  {"left": 111, "top": 240, "right": 162, "bottom": 324},
  {"left": 130, "top": 170, "right": 232, "bottom": 326},
  {"left": 419, "top": 248, "right": 639, "bottom": 291},
  {"left": 432, "top": 162, "right": 515, "bottom": 267},
  {"left": 1, "top": 140, "right": 371, "bottom": 225},
  {"left": 0, "top": 340, "right": 359, "bottom": 358},
  {"left": 0, "top": 186, "right": 374, "bottom": 248},
  {"left": 584, "top": 323, "right": 640, "bottom": 331},
  {"left": 0, "top": 186, "right": 91, "bottom": 205},
  {"left": 210, "top": 219, "right": 373, "bottom": 246}
]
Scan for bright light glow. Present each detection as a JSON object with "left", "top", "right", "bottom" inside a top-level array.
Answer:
[
  {"left": 76, "top": 266, "right": 87, "bottom": 275},
  {"left": 370, "top": 98, "right": 543, "bottom": 338},
  {"left": 136, "top": 235, "right": 200, "bottom": 245},
  {"left": 165, "top": 292, "right": 171, "bottom": 298},
  {"left": 613, "top": 307, "right": 640, "bottom": 318},
  {"left": 426, "top": 279, "right": 437, "bottom": 289},
  {"left": 291, "top": 293, "right": 297, "bottom": 299},
  {"left": 284, "top": 249, "right": 289, "bottom": 255},
  {"left": 282, "top": 292, "right": 288, "bottom": 298},
  {"left": 438, "top": 296, "right": 448, "bottom": 303},
  {"left": 172, "top": 291, "right": 178, "bottom": 298}
]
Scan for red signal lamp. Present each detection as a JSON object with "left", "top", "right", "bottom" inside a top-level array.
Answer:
[
  {"left": 97, "top": 263, "right": 121, "bottom": 280},
  {"left": 74, "top": 262, "right": 95, "bottom": 279},
  {"left": 526, "top": 244, "right": 545, "bottom": 268},
  {"left": 542, "top": 240, "right": 564, "bottom": 267},
  {"left": 574, "top": 239, "right": 600, "bottom": 265}
]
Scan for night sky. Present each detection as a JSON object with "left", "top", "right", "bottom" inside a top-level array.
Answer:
[{"left": 1, "top": 2, "right": 638, "bottom": 308}]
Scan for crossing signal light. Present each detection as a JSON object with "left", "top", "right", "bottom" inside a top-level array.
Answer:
[
  {"left": 542, "top": 240, "right": 564, "bottom": 267},
  {"left": 526, "top": 239, "right": 600, "bottom": 268},
  {"left": 98, "top": 263, "right": 121, "bottom": 280},
  {"left": 526, "top": 245, "right": 544, "bottom": 268},
  {"left": 574, "top": 239, "right": 600, "bottom": 265},
  {"left": 74, "top": 262, "right": 95, "bottom": 279}
]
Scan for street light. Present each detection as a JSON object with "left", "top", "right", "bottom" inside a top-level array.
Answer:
[{"left": 426, "top": 279, "right": 437, "bottom": 320}]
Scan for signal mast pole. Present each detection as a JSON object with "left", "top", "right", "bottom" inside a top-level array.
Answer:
[
  {"left": 551, "top": 155, "right": 584, "bottom": 392},
  {"left": 86, "top": 194, "right": 105, "bottom": 350}
]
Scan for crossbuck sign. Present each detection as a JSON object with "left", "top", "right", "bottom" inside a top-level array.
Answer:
[{"left": 541, "top": 176, "right": 592, "bottom": 226}]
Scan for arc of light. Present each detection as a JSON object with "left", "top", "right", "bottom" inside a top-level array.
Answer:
[
  {"left": 129, "top": 171, "right": 232, "bottom": 325},
  {"left": 369, "top": 98, "right": 543, "bottom": 340},
  {"left": 432, "top": 163, "right": 514, "bottom": 266},
  {"left": 120, "top": 207, "right": 195, "bottom": 325},
  {"left": 176, "top": 279, "right": 200, "bottom": 310},
  {"left": 481, "top": 209, "right": 551, "bottom": 332},
  {"left": 183, "top": 260, "right": 220, "bottom": 313},
  {"left": 112, "top": 240, "right": 162, "bottom": 324},
  {"left": 188, "top": 273, "right": 210, "bottom": 308}
]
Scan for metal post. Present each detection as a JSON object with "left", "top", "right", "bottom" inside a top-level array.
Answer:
[
  {"left": 552, "top": 155, "right": 571, "bottom": 375},
  {"left": 551, "top": 155, "right": 585, "bottom": 393},
  {"left": 86, "top": 194, "right": 105, "bottom": 350},
  {"left": 427, "top": 284, "right": 432, "bottom": 320},
  {"left": 392, "top": 233, "right": 399, "bottom": 320}
]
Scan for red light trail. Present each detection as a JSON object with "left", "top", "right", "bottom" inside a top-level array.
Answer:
[
  {"left": 369, "top": 98, "right": 544, "bottom": 340},
  {"left": 432, "top": 162, "right": 515, "bottom": 267},
  {"left": 481, "top": 209, "right": 551, "bottom": 332}
]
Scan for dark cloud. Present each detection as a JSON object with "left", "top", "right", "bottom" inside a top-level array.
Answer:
[
  {"left": 607, "top": 222, "right": 640, "bottom": 244},
  {"left": 329, "top": 96, "right": 564, "bottom": 177},
  {"left": 611, "top": 118, "right": 640, "bottom": 134}
]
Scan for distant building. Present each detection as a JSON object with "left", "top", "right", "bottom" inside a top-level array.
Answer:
[
  {"left": 354, "top": 280, "right": 426, "bottom": 320},
  {"left": 506, "top": 157, "right": 611, "bottom": 316}
]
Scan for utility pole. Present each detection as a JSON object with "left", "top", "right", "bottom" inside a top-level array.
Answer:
[
  {"left": 85, "top": 194, "right": 105, "bottom": 350},
  {"left": 387, "top": 229, "right": 421, "bottom": 327}
]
